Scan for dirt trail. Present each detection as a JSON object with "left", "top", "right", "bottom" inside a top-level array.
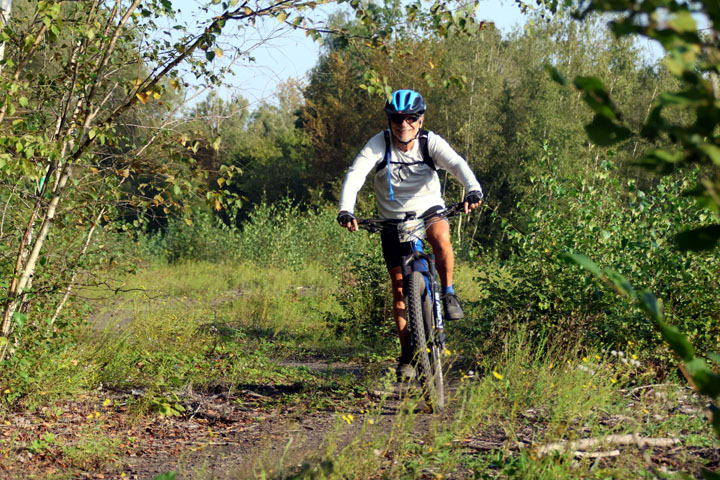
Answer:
[
  {"left": 6, "top": 356, "right": 718, "bottom": 479},
  {"left": 119, "top": 359, "right": 444, "bottom": 479}
]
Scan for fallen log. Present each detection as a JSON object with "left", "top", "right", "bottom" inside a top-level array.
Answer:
[{"left": 538, "top": 434, "right": 681, "bottom": 456}]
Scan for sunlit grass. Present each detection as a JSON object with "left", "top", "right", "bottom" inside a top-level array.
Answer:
[
  {"left": 37, "top": 258, "right": 363, "bottom": 418},
  {"left": 248, "top": 324, "right": 715, "bottom": 480}
]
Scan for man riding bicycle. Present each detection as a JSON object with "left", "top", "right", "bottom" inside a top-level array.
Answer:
[{"left": 336, "top": 89, "right": 483, "bottom": 379}]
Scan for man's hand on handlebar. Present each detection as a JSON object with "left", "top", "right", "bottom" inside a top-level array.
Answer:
[
  {"left": 337, "top": 210, "right": 358, "bottom": 232},
  {"left": 463, "top": 190, "right": 484, "bottom": 214}
]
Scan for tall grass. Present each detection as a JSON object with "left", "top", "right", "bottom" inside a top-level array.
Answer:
[{"left": 253, "top": 327, "right": 700, "bottom": 480}]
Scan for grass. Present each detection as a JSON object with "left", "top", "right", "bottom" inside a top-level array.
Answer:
[
  {"left": 241, "top": 321, "right": 715, "bottom": 480},
  {"left": 1, "top": 208, "right": 717, "bottom": 478},
  {"left": 63, "top": 259, "right": 377, "bottom": 415}
]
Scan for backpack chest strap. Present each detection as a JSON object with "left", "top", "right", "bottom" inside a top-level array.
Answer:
[{"left": 376, "top": 129, "right": 435, "bottom": 173}]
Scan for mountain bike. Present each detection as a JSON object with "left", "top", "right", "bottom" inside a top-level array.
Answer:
[{"left": 358, "top": 203, "right": 464, "bottom": 412}]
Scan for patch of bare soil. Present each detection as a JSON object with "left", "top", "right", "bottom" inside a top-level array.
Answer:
[{"left": 0, "top": 360, "right": 437, "bottom": 480}]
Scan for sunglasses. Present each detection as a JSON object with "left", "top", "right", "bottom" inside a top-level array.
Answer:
[{"left": 389, "top": 114, "right": 421, "bottom": 125}]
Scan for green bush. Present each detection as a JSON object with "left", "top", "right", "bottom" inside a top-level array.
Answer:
[
  {"left": 471, "top": 159, "right": 719, "bottom": 358},
  {"left": 237, "top": 199, "right": 395, "bottom": 349},
  {"left": 236, "top": 199, "right": 348, "bottom": 269},
  {"left": 139, "top": 208, "right": 241, "bottom": 263}
]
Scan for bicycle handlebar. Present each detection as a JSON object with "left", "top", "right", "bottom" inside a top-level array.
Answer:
[{"left": 357, "top": 202, "right": 465, "bottom": 234}]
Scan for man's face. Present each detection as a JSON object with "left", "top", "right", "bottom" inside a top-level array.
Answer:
[{"left": 389, "top": 114, "right": 423, "bottom": 144}]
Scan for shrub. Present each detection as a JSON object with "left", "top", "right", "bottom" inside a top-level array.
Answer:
[
  {"left": 139, "top": 208, "right": 241, "bottom": 263},
  {"left": 469, "top": 160, "right": 719, "bottom": 358}
]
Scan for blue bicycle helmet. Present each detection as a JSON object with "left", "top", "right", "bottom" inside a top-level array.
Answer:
[{"left": 384, "top": 89, "right": 426, "bottom": 116}]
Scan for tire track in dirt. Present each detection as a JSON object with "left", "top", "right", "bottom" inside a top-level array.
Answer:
[{"left": 121, "top": 359, "right": 458, "bottom": 480}]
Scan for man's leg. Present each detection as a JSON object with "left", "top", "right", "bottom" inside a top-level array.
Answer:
[
  {"left": 425, "top": 218, "right": 453, "bottom": 288},
  {"left": 426, "top": 217, "right": 464, "bottom": 320},
  {"left": 389, "top": 266, "right": 408, "bottom": 350},
  {"left": 389, "top": 266, "right": 415, "bottom": 379}
]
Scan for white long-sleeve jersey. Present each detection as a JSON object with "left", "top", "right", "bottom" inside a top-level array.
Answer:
[{"left": 338, "top": 130, "right": 482, "bottom": 220}]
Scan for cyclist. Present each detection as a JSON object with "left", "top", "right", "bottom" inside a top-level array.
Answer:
[{"left": 336, "top": 89, "right": 483, "bottom": 379}]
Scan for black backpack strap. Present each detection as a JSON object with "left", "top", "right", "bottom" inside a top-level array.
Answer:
[
  {"left": 418, "top": 129, "right": 435, "bottom": 171},
  {"left": 375, "top": 130, "right": 392, "bottom": 173},
  {"left": 376, "top": 128, "right": 435, "bottom": 172}
]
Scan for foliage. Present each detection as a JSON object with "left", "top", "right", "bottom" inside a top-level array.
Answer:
[
  {"left": 464, "top": 142, "right": 720, "bottom": 358},
  {"left": 0, "top": 0, "right": 252, "bottom": 360},
  {"left": 299, "top": 8, "right": 680, "bottom": 252},
  {"left": 140, "top": 207, "right": 242, "bottom": 263},
  {"left": 331, "top": 236, "right": 393, "bottom": 349},
  {"left": 527, "top": 0, "right": 720, "bottom": 473},
  {"left": 564, "top": 253, "right": 720, "bottom": 477},
  {"left": 235, "top": 199, "right": 354, "bottom": 269},
  {"left": 538, "top": 0, "right": 720, "bottom": 249},
  {"left": 178, "top": 85, "right": 314, "bottom": 216}
]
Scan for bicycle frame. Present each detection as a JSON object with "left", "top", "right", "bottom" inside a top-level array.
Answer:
[
  {"left": 358, "top": 203, "right": 463, "bottom": 347},
  {"left": 399, "top": 233, "right": 445, "bottom": 348}
]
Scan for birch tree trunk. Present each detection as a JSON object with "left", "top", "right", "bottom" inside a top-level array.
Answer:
[{"left": 0, "top": 0, "right": 10, "bottom": 76}]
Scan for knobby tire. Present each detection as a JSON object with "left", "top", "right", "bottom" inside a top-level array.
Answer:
[{"left": 405, "top": 271, "right": 445, "bottom": 412}]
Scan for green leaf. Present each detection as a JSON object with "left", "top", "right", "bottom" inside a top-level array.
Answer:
[
  {"left": 573, "top": 76, "right": 604, "bottom": 92},
  {"left": 707, "top": 352, "right": 720, "bottom": 365},
  {"left": 644, "top": 148, "right": 682, "bottom": 164},
  {"left": 685, "top": 358, "right": 720, "bottom": 397},
  {"left": 12, "top": 311, "right": 27, "bottom": 327},
  {"left": 667, "top": 10, "right": 697, "bottom": 33},
  {"left": 585, "top": 115, "right": 632, "bottom": 146},
  {"left": 636, "top": 148, "right": 682, "bottom": 174},
  {"left": 18, "top": 97, "right": 28, "bottom": 107},
  {"left": 560, "top": 252, "right": 602, "bottom": 277},
  {"left": 638, "top": 291, "right": 662, "bottom": 321},
  {"left": 675, "top": 225, "right": 720, "bottom": 251},
  {"left": 653, "top": 316, "right": 694, "bottom": 362},
  {"left": 657, "top": 91, "right": 703, "bottom": 106},
  {"left": 544, "top": 64, "right": 567, "bottom": 86},
  {"left": 698, "top": 143, "right": 720, "bottom": 166},
  {"left": 205, "top": 51, "right": 215, "bottom": 62},
  {"left": 605, "top": 269, "right": 635, "bottom": 298}
]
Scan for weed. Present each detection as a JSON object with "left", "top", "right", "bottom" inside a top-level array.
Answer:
[
  {"left": 28, "top": 432, "right": 57, "bottom": 454},
  {"left": 60, "top": 435, "right": 123, "bottom": 470}
]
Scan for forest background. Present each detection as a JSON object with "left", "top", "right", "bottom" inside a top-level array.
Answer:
[{"left": 0, "top": 0, "right": 718, "bottom": 477}]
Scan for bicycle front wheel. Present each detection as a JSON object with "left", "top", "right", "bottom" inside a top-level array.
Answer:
[{"left": 405, "top": 271, "right": 445, "bottom": 412}]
